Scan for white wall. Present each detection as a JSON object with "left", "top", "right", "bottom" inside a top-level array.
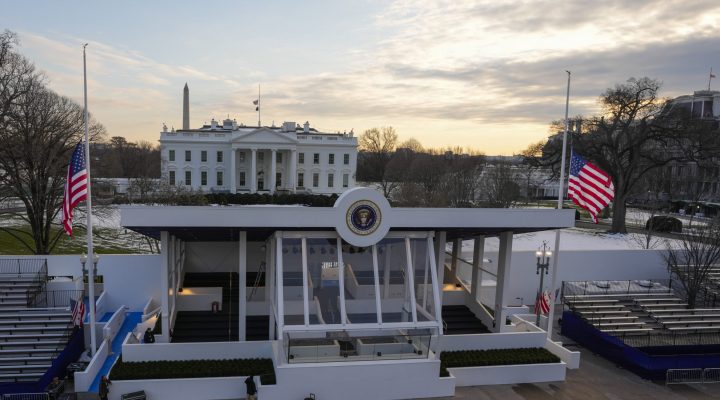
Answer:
[
  {"left": 75, "top": 339, "right": 109, "bottom": 392},
  {"left": 122, "top": 339, "right": 273, "bottom": 362},
  {"left": 109, "top": 376, "right": 246, "bottom": 400},
  {"left": 462, "top": 249, "right": 668, "bottom": 307},
  {"left": 185, "top": 241, "right": 264, "bottom": 273},
  {"left": 99, "top": 255, "right": 161, "bottom": 312}
]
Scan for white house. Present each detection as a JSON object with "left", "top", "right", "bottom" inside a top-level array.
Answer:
[{"left": 159, "top": 85, "right": 358, "bottom": 195}]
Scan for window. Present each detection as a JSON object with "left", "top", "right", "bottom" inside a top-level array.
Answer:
[
  {"left": 258, "top": 178, "right": 264, "bottom": 190},
  {"left": 185, "top": 150, "right": 191, "bottom": 162},
  {"left": 276, "top": 172, "right": 282, "bottom": 187},
  {"left": 312, "top": 173, "right": 319, "bottom": 187},
  {"left": 216, "top": 171, "right": 223, "bottom": 186},
  {"left": 239, "top": 171, "right": 246, "bottom": 187},
  {"left": 216, "top": 151, "right": 223, "bottom": 163},
  {"left": 344, "top": 154, "right": 349, "bottom": 165},
  {"left": 201, "top": 150, "right": 207, "bottom": 162},
  {"left": 239, "top": 152, "right": 245, "bottom": 162},
  {"left": 313, "top": 153, "right": 319, "bottom": 164},
  {"left": 329, "top": 154, "right": 335, "bottom": 164},
  {"left": 328, "top": 173, "right": 334, "bottom": 187},
  {"left": 185, "top": 170, "right": 191, "bottom": 185},
  {"left": 298, "top": 173, "right": 304, "bottom": 187},
  {"left": 169, "top": 150, "right": 175, "bottom": 162},
  {"left": 258, "top": 152, "right": 264, "bottom": 161},
  {"left": 169, "top": 171, "right": 175, "bottom": 185},
  {"left": 299, "top": 153, "right": 305, "bottom": 164},
  {"left": 201, "top": 171, "right": 207, "bottom": 186},
  {"left": 343, "top": 174, "right": 349, "bottom": 188},
  {"left": 277, "top": 153, "right": 283, "bottom": 163}
]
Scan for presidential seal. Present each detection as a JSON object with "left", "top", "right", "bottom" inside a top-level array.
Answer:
[{"left": 346, "top": 200, "right": 381, "bottom": 236}]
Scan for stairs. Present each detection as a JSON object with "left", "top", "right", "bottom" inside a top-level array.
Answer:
[
  {"left": 173, "top": 272, "right": 270, "bottom": 342},
  {"left": 442, "top": 305, "right": 490, "bottom": 335}
]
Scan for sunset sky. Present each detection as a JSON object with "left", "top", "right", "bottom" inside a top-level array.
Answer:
[{"left": 1, "top": 0, "right": 719, "bottom": 155}]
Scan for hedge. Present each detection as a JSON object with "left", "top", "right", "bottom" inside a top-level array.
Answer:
[
  {"left": 439, "top": 347, "right": 560, "bottom": 377},
  {"left": 205, "top": 192, "right": 338, "bottom": 207},
  {"left": 109, "top": 357, "right": 276, "bottom": 385}
]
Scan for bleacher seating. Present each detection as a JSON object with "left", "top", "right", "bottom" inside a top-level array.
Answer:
[{"left": 0, "top": 272, "right": 73, "bottom": 384}]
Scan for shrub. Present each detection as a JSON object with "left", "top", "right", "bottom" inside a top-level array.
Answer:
[
  {"left": 439, "top": 348, "right": 560, "bottom": 376},
  {"left": 109, "top": 357, "right": 276, "bottom": 385},
  {"left": 205, "top": 193, "right": 338, "bottom": 207},
  {"left": 646, "top": 216, "right": 682, "bottom": 233}
]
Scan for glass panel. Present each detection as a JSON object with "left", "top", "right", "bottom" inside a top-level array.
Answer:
[
  {"left": 282, "top": 238, "right": 304, "bottom": 326},
  {"left": 376, "top": 238, "right": 411, "bottom": 323},
  {"left": 341, "top": 243, "right": 378, "bottom": 324},
  {"left": 285, "top": 328, "right": 435, "bottom": 363},
  {"left": 307, "top": 238, "right": 340, "bottom": 325},
  {"left": 410, "top": 238, "right": 435, "bottom": 321}
]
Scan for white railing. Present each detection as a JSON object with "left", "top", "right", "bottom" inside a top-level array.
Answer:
[{"left": 103, "top": 305, "right": 127, "bottom": 344}]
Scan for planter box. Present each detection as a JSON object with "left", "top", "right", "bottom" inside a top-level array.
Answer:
[
  {"left": 449, "top": 361, "right": 566, "bottom": 386},
  {"left": 109, "top": 376, "right": 246, "bottom": 400}
]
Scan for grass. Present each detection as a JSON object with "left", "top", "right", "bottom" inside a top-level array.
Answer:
[{"left": 0, "top": 225, "right": 140, "bottom": 255}]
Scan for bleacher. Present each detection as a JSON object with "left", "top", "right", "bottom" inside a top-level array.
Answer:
[{"left": 0, "top": 260, "right": 75, "bottom": 384}]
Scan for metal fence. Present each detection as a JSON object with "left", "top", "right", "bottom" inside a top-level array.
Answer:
[
  {"left": 561, "top": 279, "right": 674, "bottom": 300},
  {"left": 667, "top": 368, "right": 720, "bottom": 384},
  {"left": 1, "top": 393, "right": 50, "bottom": 400},
  {"left": 28, "top": 290, "right": 83, "bottom": 308},
  {"left": 618, "top": 331, "right": 720, "bottom": 347},
  {"left": 0, "top": 258, "right": 47, "bottom": 276}
]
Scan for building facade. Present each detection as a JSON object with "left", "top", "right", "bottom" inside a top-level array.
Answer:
[{"left": 159, "top": 85, "right": 358, "bottom": 195}]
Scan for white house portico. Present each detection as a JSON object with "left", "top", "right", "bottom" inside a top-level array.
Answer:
[{"left": 160, "top": 85, "right": 357, "bottom": 195}]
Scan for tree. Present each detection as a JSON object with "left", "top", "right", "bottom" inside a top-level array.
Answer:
[
  {"left": 541, "top": 77, "right": 705, "bottom": 233},
  {"left": 356, "top": 127, "right": 398, "bottom": 186},
  {"left": 664, "top": 217, "right": 720, "bottom": 308},
  {"left": 0, "top": 33, "right": 105, "bottom": 254},
  {"left": 481, "top": 162, "right": 521, "bottom": 208}
]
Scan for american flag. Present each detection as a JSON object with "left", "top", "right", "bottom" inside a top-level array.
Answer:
[
  {"left": 568, "top": 150, "right": 614, "bottom": 223},
  {"left": 534, "top": 290, "right": 551, "bottom": 315},
  {"left": 71, "top": 297, "right": 85, "bottom": 327},
  {"left": 61, "top": 143, "right": 88, "bottom": 236}
]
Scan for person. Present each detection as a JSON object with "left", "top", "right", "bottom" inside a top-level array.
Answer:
[
  {"left": 99, "top": 375, "right": 111, "bottom": 400},
  {"left": 244, "top": 374, "right": 257, "bottom": 400},
  {"left": 143, "top": 327, "right": 155, "bottom": 344}
]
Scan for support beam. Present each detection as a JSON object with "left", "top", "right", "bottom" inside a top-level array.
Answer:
[
  {"left": 160, "top": 231, "right": 170, "bottom": 342},
  {"left": 450, "top": 238, "right": 461, "bottom": 277},
  {"left": 434, "top": 231, "right": 447, "bottom": 309},
  {"left": 238, "top": 231, "right": 247, "bottom": 341},
  {"left": 494, "top": 231, "right": 513, "bottom": 333},
  {"left": 471, "top": 236, "right": 485, "bottom": 304}
]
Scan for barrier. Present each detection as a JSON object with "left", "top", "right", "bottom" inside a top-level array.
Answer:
[
  {"left": 74, "top": 339, "right": 110, "bottom": 392},
  {"left": 666, "top": 368, "right": 703, "bottom": 384},
  {"left": 103, "top": 306, "right": 128, "bottom": 344},
  {"left": 2, "top": 394, "right": 50, "bottom": 400},
  {"left": 704, "top": 368, "right": 720, "bottom": 383}
]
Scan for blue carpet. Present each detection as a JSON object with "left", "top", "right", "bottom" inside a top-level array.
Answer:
[{"left": 89, "top": 312, "right": 142, "bottom": 393}]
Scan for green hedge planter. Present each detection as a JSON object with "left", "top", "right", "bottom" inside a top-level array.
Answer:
[
  {"left": 439, "top": 347, "right": 560, "bottom": 377},
  {"left": 109, "top": 357, "right": 276, "bottom": 385}
]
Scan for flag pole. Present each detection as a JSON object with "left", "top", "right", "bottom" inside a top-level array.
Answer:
[
  {"left": 545, "top": 70, "right": 571, "bottom": 340},
  {"left": 82, "top": 44, "right": 98, "bottom": 356},
  {"left": 257, "top": 84, "right": 261, "bottom": 127},
  {"left": 709, "top": 67, "right": 714, "bottom": 91}
]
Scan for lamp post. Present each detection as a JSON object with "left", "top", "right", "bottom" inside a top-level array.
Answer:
[{"left": 535, "top": 241, "right": 552, "bottom": 326}]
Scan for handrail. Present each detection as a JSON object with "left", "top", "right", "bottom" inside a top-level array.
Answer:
[
  {"left": 28, "top": 290, "right": 84, "bottom": 308},
  {"left": 247, "top": 261, "right": 266, "bottom": 301},
  {"left": 0, "top": 258, "right": 48, "bottom": 275}
]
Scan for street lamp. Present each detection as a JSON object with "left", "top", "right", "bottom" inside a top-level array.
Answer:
[{"left": 535, "top": 241, "right": 552, "bottom": 326}]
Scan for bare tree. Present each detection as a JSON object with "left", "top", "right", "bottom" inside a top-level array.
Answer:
[
  {"left": 357, "top": 127, "right": 398, "bottom": 191},
  {"left": 664, "top": 217, "right": 720, "bottom": 308},
  {"left": 0, "top": 34, "right": 105, "bottom": 253},
  {"left": 481, "top": 162, "right": 521, "bottom": 208}
]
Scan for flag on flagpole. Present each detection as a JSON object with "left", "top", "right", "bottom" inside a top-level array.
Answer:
[
  {"left": 253, "top": 99, "right": 258, "bottom": 105},
  {"left": 71, "top": 297, "right": 86, "bottom": 327},
  {"left": 61, "top": 143, "right": 89, "bottom": 236},
  {"left": 534, "top": 290, "right": 551, "bottom": 315},
  {"left": 567, "top": 150, "right": 614, "bottom": 223}
]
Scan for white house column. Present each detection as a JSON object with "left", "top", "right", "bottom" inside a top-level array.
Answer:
[
  {"left": 250, "top": 149, "right": 257, "bottom": 192},
  {"left": 471, "top": 236, "right": 485, "bottom": 304},
  {"left": 289, "top": 149, "right": 297, "bottom": 191},
  {"left": 230, "top": 149, "right": 236, "bottom": 193},
  {"left": 238, "top": 231, "right": 247, "bottom": 341},
  {"left": 494, "top": 231, "right": 513, "bottom": 333},
  {"left": 270, "top": 149, "right": 277, "bottom": 194}
]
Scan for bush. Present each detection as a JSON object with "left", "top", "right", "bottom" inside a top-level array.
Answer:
[
  {"left": 109, "top": 357, "right": 276, "bottom": 385},
  {"left": 646, "top": 216, "right": 682, "bottom": 233},
  {"left": 205, "top": 193, "right": 338, "bottom": 207},
  {"left": 439, "top": 348, "right": 560, "bottom": 376}
]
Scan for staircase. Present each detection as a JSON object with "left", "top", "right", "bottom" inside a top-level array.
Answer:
[
  {"left": 172, "top": 272, "right": 269, "bottom": 342},
  {"left": 442, "top": 305, "right": 490, "bottom": 335}
]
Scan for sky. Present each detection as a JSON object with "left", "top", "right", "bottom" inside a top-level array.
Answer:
[{"left": 1, "top": 0, "right": 719, "bottom": 155}]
